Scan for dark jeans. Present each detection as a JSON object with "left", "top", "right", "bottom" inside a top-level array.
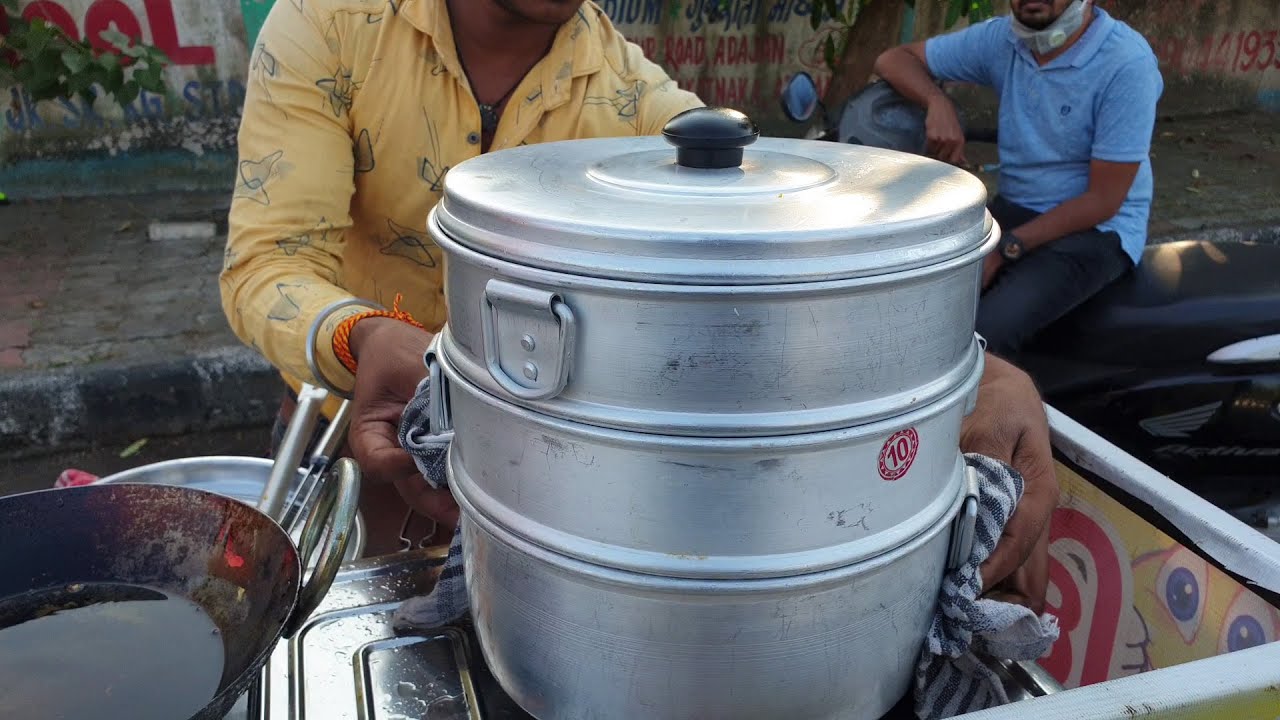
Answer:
[{"left": 977, "top": 195, "right": 1133, "bottom": 358}]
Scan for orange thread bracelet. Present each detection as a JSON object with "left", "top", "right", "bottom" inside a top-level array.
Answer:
[{"left": 332, "top": 293, "right": 426, "bottom": 374}]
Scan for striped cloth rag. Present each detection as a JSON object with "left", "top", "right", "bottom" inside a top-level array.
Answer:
[{"left": 913, "top": 454, "right": 1061, "bottom": 719}]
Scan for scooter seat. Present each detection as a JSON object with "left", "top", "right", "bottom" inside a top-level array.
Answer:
[{"left": 1028, "top": 239, "right": 1280, "bottom": 367}]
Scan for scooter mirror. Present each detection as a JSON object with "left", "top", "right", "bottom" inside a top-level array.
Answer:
[{"left": 780, "top": 72, "right": 819, "bottom": 123}]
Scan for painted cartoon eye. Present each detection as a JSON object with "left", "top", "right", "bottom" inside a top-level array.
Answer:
[
  {"left": 1225, "top": 616, "right": 1266, "bottom": 652},
  {"left": 1164, "top": 567, "right": 1199, "bottom": 622},
  {"left": 1218, "top": 587, "right": 1280, "bottom": 656},
  {"left": 1154, "top": 548, "right": 1207, "bottom": 643}
]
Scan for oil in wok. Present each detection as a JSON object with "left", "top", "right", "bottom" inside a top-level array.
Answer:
[{"left": 0, "top": 582, "right": 225, "bottom": 719}]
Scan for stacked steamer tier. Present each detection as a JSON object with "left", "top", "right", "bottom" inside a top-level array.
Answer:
[{"left": 423, "top": 107, "right": 998, "bottom": 720}]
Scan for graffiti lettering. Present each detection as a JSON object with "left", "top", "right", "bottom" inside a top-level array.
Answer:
[
  {"left": 4, "top": 88, "right": 46, "bottom": 133},
  {"left": 687, "top": 0, "right": 764, "bottom": 33},
  {"left": 663, "top": 35, "right": 708, "bottom": 71},
  {"left": 3, "top": 79, "right": 244, "bottom": 132},
  {"left": 595, "top": 0, "right": 664, "bottom": 25},
  {"left": 181, "top": 79, "right": 246, "bottom": 118},
  {"left": 713, "top": 33, "right": 786, "bottom": 65},
  {"left": 672, "top": 0, "right": 853, "bottom": 33},
  {"left": 638, "top": 36, "right": 659, "bottom": 59},
  {"left": 7, "top": 0, "right": 214, "bottom": 65},
  {"left": 635, "top": 32, "right": 786, "bottom": 70},
  {"left": 1150, "top": 28, "right": 1280, "bottom": 76},
  {"left": 138, "top": 0, "right": 213, "bottom": 64},
  {"left": 664, "top": 70, "right": 828, "bottom": 108},
  {"left": 599, "top": 0, "right": 851, "bottom": 33},
  {"left": 58, "top": 93, "right": 109, "bottom": 128}
]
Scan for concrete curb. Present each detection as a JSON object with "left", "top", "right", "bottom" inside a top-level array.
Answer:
[{"left": 0, "top": 345, "right": 283, "bottom": 458}]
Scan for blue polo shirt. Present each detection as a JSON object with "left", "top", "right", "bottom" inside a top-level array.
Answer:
[{"left": 925, "top": 9, "right": 1163, "bottom": 265}]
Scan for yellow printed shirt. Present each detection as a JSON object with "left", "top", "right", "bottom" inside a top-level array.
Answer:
[{"left": 220, "top": 0, "right": 703, "bottom": 407}]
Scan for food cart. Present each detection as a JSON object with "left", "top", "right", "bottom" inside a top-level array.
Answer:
[{"left": 219, "top": 403, "right": 1280, "bottom": 719}]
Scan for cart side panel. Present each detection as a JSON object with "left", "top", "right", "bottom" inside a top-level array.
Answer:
[
  {"left": 1041, "top": 405, "right": 1280, "bottom": 693},
  {"left": 1045, "top": 461, "right": 1280, "bottom": 689}
]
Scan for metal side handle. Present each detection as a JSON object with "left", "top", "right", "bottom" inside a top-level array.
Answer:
[
  {"left": 947, "top": 464, "right": 981, "bottom": 571},
  {"left": 424, "top": 340, "right": 454, "bottom": 442},
  {"left": 283, "top": 457, "right": 361, "bottom": 638},
  {"left": 480, "top": 278, "right": 576, "bottom": 402}
]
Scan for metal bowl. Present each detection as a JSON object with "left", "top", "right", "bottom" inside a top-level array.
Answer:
[{"left": 97, "top": 456, "right": 367, "bottom": 561}]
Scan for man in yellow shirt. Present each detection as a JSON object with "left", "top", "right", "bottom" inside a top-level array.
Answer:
[
  {"left": 221, "top": 0, "right": 703, "bottom": 554},
  {"left": 223, "top": 0, "right": 1057, "bottom": 609}
]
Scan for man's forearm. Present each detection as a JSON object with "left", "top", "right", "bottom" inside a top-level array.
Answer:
[
  {"left": 219, "top": 249, "right": 376, "bottom": 394},
  {"left": 1010, "top": 191, "right": 1118, "bottom": 251},
  {"left": 874, "top": 46, "right": 948, "bottom": 111}
]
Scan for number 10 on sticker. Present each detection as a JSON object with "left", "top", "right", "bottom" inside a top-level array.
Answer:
[{"left": 878, "top": 428, "right": 920, "bottom": 481}]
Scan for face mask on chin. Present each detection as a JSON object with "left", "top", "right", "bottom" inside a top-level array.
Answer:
[{"left": 1011, "top": 0, "right": 1090, "bottom": 55}]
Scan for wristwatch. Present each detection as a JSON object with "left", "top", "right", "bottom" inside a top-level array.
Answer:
[{"left": 998, "top": 233, "right": 1025, "bottom": 262}]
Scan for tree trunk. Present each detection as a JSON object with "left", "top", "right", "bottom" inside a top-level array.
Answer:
[{"left": 822, "top": 0, "right": 906, "bottom": 109}]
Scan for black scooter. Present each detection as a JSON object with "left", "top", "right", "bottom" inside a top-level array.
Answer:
[{"left": 779, "top": 73, "right": 1280, "bottom": 535}]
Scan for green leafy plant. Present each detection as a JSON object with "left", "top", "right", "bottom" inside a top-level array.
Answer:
[
  {"left": 1, "top": 0, "right": 170, "bottom": 107},
  {"left": 809, "top": 0, "right": 996, "bottom": 74}
]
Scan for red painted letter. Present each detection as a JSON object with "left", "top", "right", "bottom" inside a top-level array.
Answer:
[
  {"left": 22, "top": 1, "right": 81, "bottom": 40},
  {"left": 143, "top": 0, "right": 215, "bottom": 66},
  {"left": 85, "top": 0, "right": 144, "bottom": 52}
]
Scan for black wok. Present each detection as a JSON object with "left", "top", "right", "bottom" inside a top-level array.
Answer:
[{"left": 0, "top": 458, "right": 359, "bottom": 720}]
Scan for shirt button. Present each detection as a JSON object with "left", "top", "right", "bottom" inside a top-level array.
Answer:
[{"left": 466, "top": 132, "right": 480, "bottom": 145}]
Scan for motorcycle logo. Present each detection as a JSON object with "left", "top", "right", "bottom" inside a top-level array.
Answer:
[{"left": 1137, "top": 401, "right": 1221, "bottom": 438}]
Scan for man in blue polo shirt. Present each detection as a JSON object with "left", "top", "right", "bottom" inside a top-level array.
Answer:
[{"left": 874, "top": 0, "right": 1164, "bottom": 357}]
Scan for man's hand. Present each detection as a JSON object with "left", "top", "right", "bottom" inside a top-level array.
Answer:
[
  {"left": 926, "top": 95, "right": 967, "bottom": 167},
  {"left": 872, "top": 43, "right": 967, "bottom": 167},
  {"left": 961, "top": 352, "right": 1059, "bottom": 613},
  {"left": 347, "top": 317, "right": 460, "bottom": 529}
]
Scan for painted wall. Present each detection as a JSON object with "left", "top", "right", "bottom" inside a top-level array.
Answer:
[
  {"left": 1110, "top": 0, "right": 1280, "bottom": 114},
  {"left": 1, "top": 0, "right": 248, "bottom": 164},
  {"left": 1, "top": 0, "right": 1278, "bottom": 190},
  {"left": 598, "top": 0, "right": 846, "bottom": 135},
  {"left": 906, "top": 0, "right": 1280, "bottom": 116}
]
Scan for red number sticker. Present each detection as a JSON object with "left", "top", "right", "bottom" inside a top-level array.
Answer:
[{"left": 878, "top": 428, "right": 920, "bottom": 481}]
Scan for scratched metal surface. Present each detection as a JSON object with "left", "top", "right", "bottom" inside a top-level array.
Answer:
[
  {"left": 225, "top": 549, "right": 532, "bottom": 720},
  {"left": 431, "top": 133, "right": 993, "bottom": 439},
  {"left": 433, "top": 136, "right": 990, "bottom": 284},
  {"left": 440, "top": 352, "right": 973, "bottom": 578}
]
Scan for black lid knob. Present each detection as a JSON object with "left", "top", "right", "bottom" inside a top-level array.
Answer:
[{"left": 662, "top": 107, "right": 760, "bottom": 169}]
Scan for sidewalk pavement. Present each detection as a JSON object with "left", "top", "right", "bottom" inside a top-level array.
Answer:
[
  {"left": 1, "top": 110, "right": 1278, "bottom": 457},
  {"left": 0, "top": 191, "right": 283, "bottom": 457}
]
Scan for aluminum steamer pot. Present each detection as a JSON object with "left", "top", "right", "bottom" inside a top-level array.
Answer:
[
  {"left": 429, "top": 107, "right": 997, "bottom": 437},
  {"left": 422, "top": 108, "right": 991, "bottom": 719},
  {"left": 435, "top": 336, "right": 980, "bottom": 578},
  {"left": 456, "top": 459, "right": 979, "bottom": 720}
]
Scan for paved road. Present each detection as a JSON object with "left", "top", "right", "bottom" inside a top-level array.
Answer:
[{"left": 0, "top": 424, "right": 270, "bottom": 498}]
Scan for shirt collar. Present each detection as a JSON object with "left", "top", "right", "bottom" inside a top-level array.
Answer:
[
  {"left": 399, "top": 0, "right": 605, "bottom": 110},
  {"left": 1007, "top": 5, "right": 1115, "bottom": 70}
]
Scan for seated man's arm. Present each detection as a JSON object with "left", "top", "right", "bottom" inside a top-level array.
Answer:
[
  {"left": 874, "top": 20, "right": 1002, "bottom": 165},
  {"left": 219, "top": 0, "right": 374, "bottom": 393},
  {"left": 1005, "top": 57, "right": 1164, "bottom": 254}
]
